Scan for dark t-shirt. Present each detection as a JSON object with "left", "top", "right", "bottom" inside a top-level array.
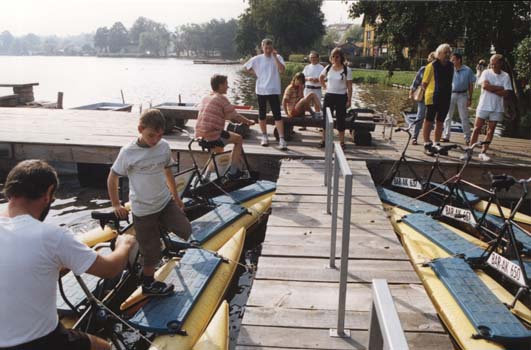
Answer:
[{"left": 432, "top": 60, "right": 454, "bottom": 105}]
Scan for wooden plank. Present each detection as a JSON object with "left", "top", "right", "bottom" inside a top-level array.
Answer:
[
  {"left": 272, "top": 194, "right": 383, "bottom": 205},
  {"left": 260, "top": 232, "right": 407, "bottom": 260},
  {"left": 246, "top": 280, "right": 437, "bottom": 314},
  {"left": 237, "top": 326, "right": 451, "bottom": 350},
  {"left": 255, "top": 257, "right": 418, "bottom": 283},
  {"left": 266, "top": 212, "right": 394, "bottom": 229},
  {"left": 241, "top": 307, "right": 444, "bottom": 333}
]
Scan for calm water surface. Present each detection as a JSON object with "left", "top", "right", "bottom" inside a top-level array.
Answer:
[{"left": 0, "top": 56, "right": 410, "bottom": 118}]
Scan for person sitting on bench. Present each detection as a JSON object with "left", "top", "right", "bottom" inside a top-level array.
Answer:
[
  {"left": 195, "top": 74, "right": 255, "bottom": 179},
  {"left": 282, "top": 72, "right": 322, "bottom": 118}
]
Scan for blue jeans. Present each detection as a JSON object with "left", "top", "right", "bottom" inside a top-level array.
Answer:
[{"left": 408, "top": 101, "right": 426, "bottom": 140}]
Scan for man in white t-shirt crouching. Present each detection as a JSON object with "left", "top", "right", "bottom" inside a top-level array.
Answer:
[
  {"left": 466, "top": 54, "right": 512, "bottom": 162},
  {"left": 0, "top": 160, "right": 136, "bottom": 350}
]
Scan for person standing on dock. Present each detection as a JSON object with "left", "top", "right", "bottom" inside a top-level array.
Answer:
[
  {"left": 302, "top": 51, "right": 325, "bottom": 120},
  {"left": 195, "top": 74, "right": 256, "bottom": 179},
  {"left": 465, "top": 54, "right": 512, "bottom": 162},
  {"left": 408, "top": 51, "right": 436, "bottom": 145},
  {"left": 420, "top": 43, "right": 454, "bottom": 156},
  {"left": 319, "top": 47, "right": 353, "bottom": 149},
  {"left": 441, "top": 52, "right": 476, "bottom": 145},
  {"left": 244, "top": 38, "right": 288, "bottom": 150},
  {"left": 0, "top": 160, "right": 136, "bottom": 350},
  {"left": 108, "top": 109, "right": 192, "bottom": 296}
]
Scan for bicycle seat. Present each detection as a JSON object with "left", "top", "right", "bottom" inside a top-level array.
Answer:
[
  {"left": 490, "top": 174, "right": 516, "bottom": 191},
  {"left": 91, "top": 211, "right": 128, "bottom": 228}
]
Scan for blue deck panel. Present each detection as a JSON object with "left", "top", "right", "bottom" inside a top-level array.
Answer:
[
  {"left": 212, "top": 180, "right": 276, "bottom": 205},
  {"left": 56, "top": 272, "right": 100, "bottom": 315},
  {"left": 431, "top": 258, "right": 531, "bottom": 345},
  {"left": 402, "top": 213, "right": 484, "bottom": 260},
  {"left": 187, "top": 204, "right": 248, "bottom": 245},
  {"left": 129, "top": 249, "right": 222, "bottom": 334},
  {"left": 429, "top": 182, "right": 481, "bottom": 204},
  {"left": 477, "top": 211, "right": 531, "bottom": 255},
  {"left": 377, "top": 186, "right": 438, "bottom": 214}
]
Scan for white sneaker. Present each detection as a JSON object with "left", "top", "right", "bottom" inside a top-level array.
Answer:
[
  {"left": 260, "top": 134, "right": 269, "bottom": 147},
  {"left": 279, "top": 138, "right": 288, "bottom": 150},
  {"left": 478, "top": 153, "right": 491, "bottom": 162}
]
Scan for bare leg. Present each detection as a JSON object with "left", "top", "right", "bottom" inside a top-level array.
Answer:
[
  {"left": 226, "top": 132, "right": 243, "bottom": 168},
  {"left": 259, "top": 119, "right": 267, "bottom": 134},
  {"left": 88, "top": 334, "right": 112, "bottom": 350},
  {"left": 482, "top": 121, "right": 497, "bottom": 153},
  {"left": 470, "top": 117, "right": 485, "bottom": 146},
  {"left": 423, "top": 120, "right": 433, "bottom": 143},
  {"left": 143, "top": 265, "right": 156, "bottom": 277},
  {"left": 339, "top": 131, "right": 345, "bottom": 143},
  {"left": 275, "top": 119, "right": 285, "bottom": 138},
  {"left": 434, "top": 120, "right": 444, "bottom": 143}
]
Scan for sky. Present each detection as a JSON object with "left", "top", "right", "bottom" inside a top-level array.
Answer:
[{"left": 2, "top": 0, "right": 360, "bottom": 37}]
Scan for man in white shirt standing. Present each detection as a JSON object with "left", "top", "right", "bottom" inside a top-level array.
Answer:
[
  {"left": 0, "top": 160, "right": 136, "bottom": 350},
  {"left": 300, "top": 51, "right": 324, "bottom": 130},
  {"left": 244, "top": 38, "right": 288, "bottom": 150},
  {"left": 467, "top": 54, "right": 512, "bottom": 162}
]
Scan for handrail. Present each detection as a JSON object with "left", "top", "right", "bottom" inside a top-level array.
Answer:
[
  {"left": 327, "top": 140, "right": 353, "bottom": 338},
  {"left": 325, "top": 107, "right": 334, "bottom": 213},
  {"left": 368, "top": 279, "right": 409, "bottom": 350}
]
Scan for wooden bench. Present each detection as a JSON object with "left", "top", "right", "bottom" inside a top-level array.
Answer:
[
  {"left": 154, "top": 105, "right": 377, "bottom": 145},
  {"left": 0, "top": 83, "right": 39, "bottom": 104}
]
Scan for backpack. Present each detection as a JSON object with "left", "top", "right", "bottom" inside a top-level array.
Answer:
[{"left": 324, "top": 64, "right": 348, "bottom": 81}]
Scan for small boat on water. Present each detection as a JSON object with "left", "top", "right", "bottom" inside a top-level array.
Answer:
[
  {"left": 193, "top": 59, "right": 241, "bottom": 65},
  {"left": 71, "top": 102, "right": 133, "bottom": 112}
]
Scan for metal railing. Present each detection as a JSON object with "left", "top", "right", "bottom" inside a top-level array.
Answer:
[
  {"left": 325, "top": 133, "right": 353, "bottom": 338},
  {"left": 368, "top": 279, "right": 409, "bottom": 350},
  {"left": 325, "top": 107, "right": 334, "bottom": 213}
]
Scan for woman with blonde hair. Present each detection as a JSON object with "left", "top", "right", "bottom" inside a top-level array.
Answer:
[{"left": 318, "top": 47, "right": 353, "bottom": 149}]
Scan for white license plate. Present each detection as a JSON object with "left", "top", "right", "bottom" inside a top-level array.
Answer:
[
  {"left": 487, "top": 252, "right": 527, "bottom": 287},
  {"left": 442, "top": 205, "right": 477, "bottom": 225},
  {"left": 392, "top": 176, "right": 422, "bottom": 190}
]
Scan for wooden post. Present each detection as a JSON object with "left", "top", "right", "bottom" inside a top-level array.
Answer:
[
  {"left": 120, "top": 89, "right": 125, "bottom": 104},
  {"left": 56, "top": 92, "right": 63, "bottom": 109}
]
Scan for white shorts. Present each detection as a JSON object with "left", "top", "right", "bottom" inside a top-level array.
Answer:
[{"left": 477, "top": 110, "right": 503, "bottom": 122}]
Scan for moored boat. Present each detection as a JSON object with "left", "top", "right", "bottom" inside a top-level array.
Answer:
[{"left": 71, "top": 102, "right": 133, "bottom": 112}]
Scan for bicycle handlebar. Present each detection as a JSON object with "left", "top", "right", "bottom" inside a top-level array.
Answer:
[
  {"left": 395, "top": 118, "right": 423, "bottom": 133},
  {"left": 456, "top": 140, "right": 491, "bottom": 153}
]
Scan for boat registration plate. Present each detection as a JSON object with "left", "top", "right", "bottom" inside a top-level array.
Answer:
[
  {"left": 442, "top": 205, "right": 477, "bottom": 225},
  {"left": 392, "top": 177, "right": 422, "bottom": 190},
  {"left": 487, "top": 252, "right": 527, "bottom": 287}
]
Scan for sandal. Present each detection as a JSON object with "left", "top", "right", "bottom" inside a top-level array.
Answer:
[
  {"left": 411, "top": 138, "right": 418, "bottom": 145},
  {"left": 318, "top": 140, "right": 325, "bottom": 148}
]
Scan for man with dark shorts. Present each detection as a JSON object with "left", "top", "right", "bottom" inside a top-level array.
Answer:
[
  {"left": 0, "top": 160, "right": 136, "bottom": 350},
  {"left": 420, "top": 43, "right": 454, "bottom": 155},
  {"left": 196, "top": 74, "right": 255, "bottom": 179},
  {"left": 244, "top": 38, "right": 288, "bottom": 150}
]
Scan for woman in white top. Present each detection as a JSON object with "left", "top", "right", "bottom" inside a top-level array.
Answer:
[{"left": 319, "top": 47, "right": 353, "bottom": 149}]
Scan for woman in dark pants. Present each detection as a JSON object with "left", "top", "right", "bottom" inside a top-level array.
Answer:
[{"left": 319, "top": 47, "right": 353, "bottom": 149}]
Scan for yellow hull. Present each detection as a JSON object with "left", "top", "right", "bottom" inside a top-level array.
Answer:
[
  {"left": 192, "top": 300, "right": 229, "bottom": 350},
  {"left": 386, "top": 205, "right": 531, "bottom": 349},
  {"left": 147, "top": 228, "right": 245, "bottom": 350},
  {"left": 474, "top": 200, "right": 531, "bottom": 226}
]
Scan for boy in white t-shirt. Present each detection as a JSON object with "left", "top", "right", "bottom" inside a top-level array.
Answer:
[
  {"left": 466, "top": 54, "right": 512, "bottom": 162},
  {"left": 108, "top": 109, "right": 192, "bottom": 296},
  {"left": 244, "top": 38, "right": 288, "bottom": 150},
  {"left": 0, "top": 160, "right": 136, "bottom": 350}
]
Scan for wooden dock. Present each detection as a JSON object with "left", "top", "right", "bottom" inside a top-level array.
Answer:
[{"left": 236, "top": 159, "right": 451, "bottom": 349}]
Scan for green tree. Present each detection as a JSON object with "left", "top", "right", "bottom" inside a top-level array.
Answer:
[
  {"left": 0, "top": 31, "right": 15, "bottom": 54},
  {"left": 322, "top": 28, "right": 340, "bottom": 50},
  {"left": 94, "top": 27, "right": 109, "bottom": 53},
  {"left": 108, "top": 22, "right": 128, "bottom": 53},
  {"left": 129, "top": 17, "right": 157, "bottom": 45},
  {"left": 514, "top": 37, "right": 531, "bottom": 85},
  {"left": 235, "top": 7, "right": 261, "bottom": 55},
  {"left": 236, "top": 0, "right": 325, "bottom": 56},
  {"left": 342, "top": 25, "right": 363, "bottom": 43}
]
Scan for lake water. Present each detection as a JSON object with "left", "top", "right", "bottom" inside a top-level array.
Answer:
[{"left": 0, "top": 55, "right": 411, "bottom": 119}]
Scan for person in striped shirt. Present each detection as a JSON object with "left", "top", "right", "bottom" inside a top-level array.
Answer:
[{"left": 195, "top": 74, "right": 255, "bottom": 179}]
